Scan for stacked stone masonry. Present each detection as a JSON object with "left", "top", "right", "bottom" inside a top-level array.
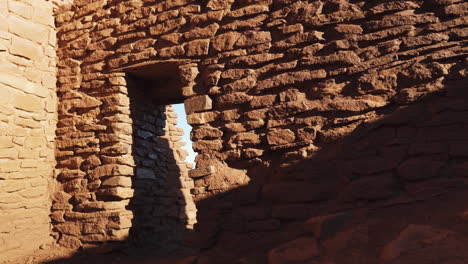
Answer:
[
  {"left": 0, "top": 0, "right": 60, "bottom": 261},
  {"left": 52, "top": 0, "right": 468, "bottom": 253},
  {"left": 0, "top": 0, "right": 467, "bottom": 262}
]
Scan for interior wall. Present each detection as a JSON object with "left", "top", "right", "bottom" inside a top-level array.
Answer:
[{"left": 0, "top": 0, "right": 58, "bottom": 261}]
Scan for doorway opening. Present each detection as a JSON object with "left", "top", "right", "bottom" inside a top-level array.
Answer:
[{"left": 125, "top": 63, "right": 197, "bottom": 252}]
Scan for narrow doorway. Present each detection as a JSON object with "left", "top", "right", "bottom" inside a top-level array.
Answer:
[{"left": 125, "top": 67, "right": 197, "bottom": 252}]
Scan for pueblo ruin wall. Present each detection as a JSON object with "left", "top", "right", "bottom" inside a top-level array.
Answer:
[
  {"left": 0, "top": 0, "right": 59, "bottom": 260},
  {"left": 1, "top": 0, "right": 467, "bottom": 262}
]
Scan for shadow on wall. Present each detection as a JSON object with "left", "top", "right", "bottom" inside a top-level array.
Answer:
[{"left": 43, "top": 58, "right": 468, "bottom": 264}]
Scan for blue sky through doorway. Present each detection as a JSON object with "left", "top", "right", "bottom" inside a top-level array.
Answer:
[{"left": 172, "top": 103, "right": 196, "bottom": 166}]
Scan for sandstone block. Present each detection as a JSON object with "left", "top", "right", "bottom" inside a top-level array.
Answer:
[
  {"left": 58, "top": 235, "right": 82, "bottom": 249},
  {"left": 8, "top": 1, "right": 33, "bottom": 19},
  {"left": 102, "top": 176, "right": 132, "bottom": 188},
  {"left": 159, "top": 45, "right": 185, "bottom": 57},
  {"left": 212, "top": 32, "right": 241, "bottom": 51},
  {"left": 91, "top": 164, "right": 134, "bottom": 178},
  {"left": 191, "top": 126, "right": 223, "bottom": 140},
  {"left": 149, "top": 18, "right": 186, "bottom": 36},
  {"left": 217, "top": 92, "right": 252, "bottom": 105},
  {"left": 101, "top": 142, "right": 131, "bottom": 155},
  {"left": 188, "top": 166, "right": 217, "bottom": 178},
  {"left": 193, "top": 140, "right": 223, "bottom": 151},
  {"left": 228, "top": 132, "right": 261, "bottom": 148},
  {"left": 256, "top": 69, "right": 327, "bottom": 90},
  {"left": 13, "top": 93, "right": 43, "bottom": 113},
  {"left": 236, "top": 31, "right": 271, "bottom": 47},
  {"left": 0, "top": 148, "right": 18, "bottom": 159},
  {"left": 223, "top": 76, "right": 257, "bottom": 92},
  {"left": 229, "top": 53, "right": 284, "bottom": 66},
  {"left": 228, "top": 4, "right": 269, "bottom": 18},
  {"left": 10, "top": 36, "right": 44, "bottom": 61},
  {"left": 207, "top": 0, "right": 234, "bottom": 10},
  {"left": 187, "top": 111, "right": 218, "bottom": 125},
  {"left": 267, "top": 129, "right": 296, "bottom": 146},
  {"left": 243, "top": 148, "right": 264, "bottom": 158},
  {"left": 97, "top": 187, "right": 134, "bottom": 199},
  {"left": 249, "top": 94, "right": 277, "bottom": 108},
  {"left": 185, "top": 95, "right": 213, "bottom": 114},
  {"left": 184, "top": 23, "right": 220, "bottom": 40},
  {"left": 185, "top": 39, "right": 210, "bottom": 57},
  {"left": 8, "top": 15, "right": 49, "bottom": 44},
  {"left": 58, "top": 170, "right": 86, "bottom": 180}
]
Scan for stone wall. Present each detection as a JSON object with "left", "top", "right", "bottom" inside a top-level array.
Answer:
[
  {"left": 52, "top": 0, "right": 467, "bottom": 259},
  {"left": 0, "top": 0, "right": 58, "bottom": 261}
]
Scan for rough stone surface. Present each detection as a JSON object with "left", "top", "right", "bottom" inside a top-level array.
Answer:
[
  {"left": 1, "top": 0, "right": 468, "bottom": 263},
  {"left": 0, "top": 0, "right": 57, "bottom": 261}
]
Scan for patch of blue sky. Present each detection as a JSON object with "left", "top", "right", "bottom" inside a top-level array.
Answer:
[{"left": 172, "top": 103, "right": 196, "bottom": 165}]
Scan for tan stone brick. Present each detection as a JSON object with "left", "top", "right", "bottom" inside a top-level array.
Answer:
[
  {"left": 8, "top": 14, "right": 49, "bottom": 44},
  {"left": 102, "top": 176, "right": 132, "bottom": 188},
  {"left": 96, "top": 187, "right": 134, "bottom": 199},
  {"left": 9, "top": 35, "right": 44, "bottom": 60},
  {"left": 32, "top": 4, "right": 54, "bottom": 26},
  {"left": 0, "top": 146, "right": 18, "bottom": 158},
  {"left": 8, "top": 0, "right": 33, "bottom": 19},
  {"left": 0, "top": 86, "right": 11, "bottom": 105},
  {"left": 0, "top": 192, "right": 25, "bottom": 204},
  {"left": 14, "top": 93, "right": 43, "bottom": 112},
  {"left": 0, "top": 136, "right": 14, "bottom": 148},
  {"left": 14, "top": 116, "right": 42, "bottom": 128},
  {"left": 0, "top": 160, "right": 20, "bottom": 173},
  {"left": 18, "top": 185, "right": 47, "bottom": 198}
]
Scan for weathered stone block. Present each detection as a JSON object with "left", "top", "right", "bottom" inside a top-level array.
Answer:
[
  {"left": 191, "top": 126, "right": 223, "bottom": 140},
  {"left": 13, "top": 94, "right": 43, "bottom": 113},
  {"left": 206, "top": 0, "right": 234, "bottom": 10},
  {"left": 267, "top": 129, "right": 296, "bottom": 146},
  {"left": 8, "top": 15, "right": 49, "bottom": 44},
  {"left": 184, "top": 39, "right": 210, "bottom": 57},
  {"left": 91, "top": 165, "right": 134, "bottom": 178},
  {"left": 10, "top": 36, "right": 44, "bottom": 61},
  {"left": 185, "top": 95, "right": 213, "bottom": 114},
  {"left": 189, "top": 166, "right": 217, "bottom": 178},
  {"left": 102, "top": 176, "right": 132, "bottom": 187},
  {"left": 187, "top": 111, "right": 218, "bottom": 125},
  {"left": 212, "top": 32, "right": 241, "bottom": 51},
  {"left": 193, "top": 140, "right": 223, "bottom": 151}
]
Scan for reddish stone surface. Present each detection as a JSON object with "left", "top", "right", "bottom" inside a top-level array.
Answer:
[{"left": 1, "top": 0, "right": 467, "bottom": 263}]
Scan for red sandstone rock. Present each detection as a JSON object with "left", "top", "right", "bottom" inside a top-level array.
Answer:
[
  {"left": 381, "top": 225, "right": 455, "bottom": 262},
  {"left": 267, "top": 129, "right": 296, "bottom": 146},
  {"left": 268, "top": 237, "right": 320, "bottom": 264}
]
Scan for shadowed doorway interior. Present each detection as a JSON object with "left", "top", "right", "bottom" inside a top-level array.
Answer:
[{"left": 125, "top": 65, "right": 197, "bottom": 253}]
